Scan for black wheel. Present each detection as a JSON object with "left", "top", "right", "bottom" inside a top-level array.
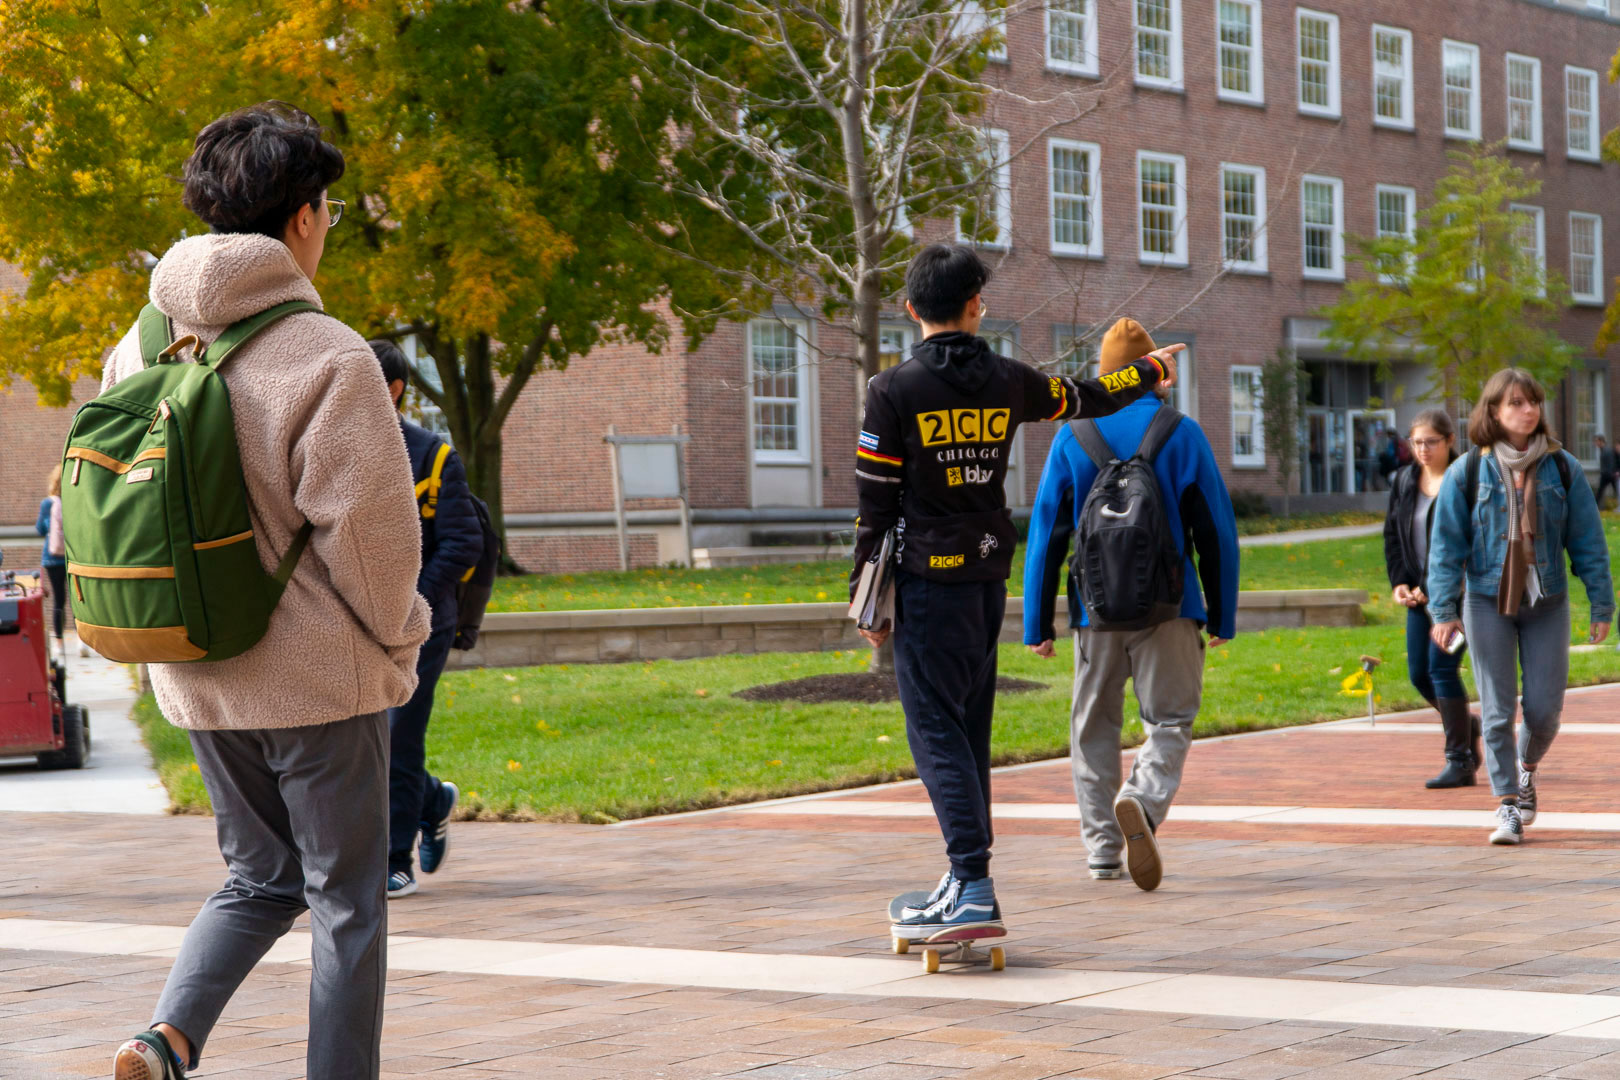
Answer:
[{"left": 38, "top": 705, "right": 89, "bottom": 770}]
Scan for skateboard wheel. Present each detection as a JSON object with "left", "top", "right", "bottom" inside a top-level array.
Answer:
[
  {"left": 922, "top": 948, "right": 940, "bottom": 974},
  {"left": 892, "top": 937, "right": 909, "bottom": 955},
  {"left": 990, "top": 946, "right": 1005, "bottom": 971}
]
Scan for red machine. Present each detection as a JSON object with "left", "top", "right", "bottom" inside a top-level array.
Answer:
[{"left": 0, "top": 571, "right": 89, "bottom": 768}]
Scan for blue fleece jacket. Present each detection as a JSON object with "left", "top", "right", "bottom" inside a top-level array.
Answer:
[{"left": 1023, "top": 397, "right": 1241, "bottom": 643}]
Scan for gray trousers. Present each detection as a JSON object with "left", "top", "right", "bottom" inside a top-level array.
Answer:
[
  {"left": 154, "top": 712, "right": 389, "bottom": 1079},
  {"left": 1462, "top": 591, "right": 1569, "bottom": 796},
  {"left": 1071, "top": 619, "right": 1204, "bottom": 862}
]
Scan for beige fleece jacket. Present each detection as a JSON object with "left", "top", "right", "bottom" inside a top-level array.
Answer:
[{"left": 102, "top": 233, "right": 430, "bottom": 730}]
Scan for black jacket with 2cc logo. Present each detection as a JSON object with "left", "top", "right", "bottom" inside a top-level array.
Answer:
[{"left": 852, "top": 331, "right": 1163, "bottom": 588}]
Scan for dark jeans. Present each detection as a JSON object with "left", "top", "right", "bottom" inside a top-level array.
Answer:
[
  {"left": 1405, "top": 605, "right": 1465, "bottom": 702},
  {"left": 1597, "top": 473, "right": 1618, "bottom": 508},
  {"left": 893, "top": 571, "right": 1005, "bottom": 882},
  {"left": 44, "top": 563, "right": 65, "bottom": 640},
  {"left": 388, "top": 624, "right": 454, "bottom": 873}
]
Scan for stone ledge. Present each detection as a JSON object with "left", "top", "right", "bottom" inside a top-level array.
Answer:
[{"left": 448, "top": 589, "right": 1368, "bottom": 669}]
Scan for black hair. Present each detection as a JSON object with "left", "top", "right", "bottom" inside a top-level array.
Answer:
[
  {"left": 182, "top": 101, "right": 345, "bottom": 238},
  {"left": 370, "top": 340, "right": 411, "bottom": 390},
  {"left": 905, "top": 244, "right": 992, "bottom": 324}
]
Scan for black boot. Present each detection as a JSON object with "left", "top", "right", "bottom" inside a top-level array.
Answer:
[
  {"left": 1427, "top": 698, "right": 1478, "bottom": 788},
  {"left": 1470, "top": 712, "right": 1483, "bottom": 770}
]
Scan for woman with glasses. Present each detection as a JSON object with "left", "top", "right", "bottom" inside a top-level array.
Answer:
[{"left": 1384, "top": 408, "right": 1478, "bottom": 789}]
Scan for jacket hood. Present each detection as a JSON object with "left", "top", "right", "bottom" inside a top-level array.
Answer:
[
  {"left": 912, "top": 331, "right": 995, "bottom": 394},
  {"left": 150, "top": 233, "right": 322, "bottom": 329}
]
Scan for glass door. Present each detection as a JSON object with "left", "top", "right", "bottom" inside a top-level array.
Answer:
[
  {"left": 1302, "top": 408, "right": 1349, "bottom": 493},
  {"left": 1352, "top": 409, "right": 1398, "bottom": 492}
]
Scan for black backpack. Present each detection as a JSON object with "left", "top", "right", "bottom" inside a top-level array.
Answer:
[
  {"left": 1069, "top": 407, "right": 1185, "bottom": 631},
  {"left": 453, "top": 494, "right": 503, "bottom": 650}
]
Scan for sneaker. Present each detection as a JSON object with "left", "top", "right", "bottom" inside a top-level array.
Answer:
[
  {"left": 114, "top": 1030, "right": 187, "bottom": 1080},
  {"left": 1089, "top": 861, "right": 1124, "bottom": 880},
  {"left": 387, "top": 869, "right": 418, "bottom": 899},
  {"left": 418, "top": 781, "right": 459, "bottom": 875},
  {"left": 893, "top": 876, "right": 1001, "bottom": 938},
  {"left": 1490, "top": 802, "right": 1524, "bottom": 846},
  {"left": 1517, "top": 765, "right": 1537, "bottom": 826},
  {"left": 900, "top": 870, "right": 955, "bottom": 920},
  {"left": 1114, "top": 794, "right": 1163, "bottom": 893}
]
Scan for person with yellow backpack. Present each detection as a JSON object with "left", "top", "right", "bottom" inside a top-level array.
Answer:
[{"left": 371, "top": 341, "right": 485, "bottom": 899}]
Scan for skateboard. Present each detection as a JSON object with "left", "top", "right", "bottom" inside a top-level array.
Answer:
[{"left": 887, "top": 890, "right": 1007, "bottom": 974}]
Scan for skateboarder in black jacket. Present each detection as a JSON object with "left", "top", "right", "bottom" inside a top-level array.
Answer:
[{"left": 856, "top": 244, "right": 1182, "bottom": 932}]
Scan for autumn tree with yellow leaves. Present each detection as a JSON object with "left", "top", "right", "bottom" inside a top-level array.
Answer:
[{"left": 0, "top": 0, "right": 743, "bottom": 561}]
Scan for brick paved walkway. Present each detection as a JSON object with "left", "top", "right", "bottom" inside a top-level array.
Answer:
[{"left": 7, "top": 684, "right": 1620, "bottom": 1079}]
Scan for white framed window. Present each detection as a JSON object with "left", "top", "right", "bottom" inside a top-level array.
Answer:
[
  {"left": 1046, "top": 0, "right": 1098, "bottom": 76},
  {"left": 1217, "top": 0, "right": 1264, "bottom": 104},
  {"left": 1220, "top": 164, "right": 1267, "bottom": 272},
  {"left": 1372, "top": 25, "right": 1413, "bottom": 129},
  {"left": 1566, "top": 66, "right": 1601, "bottom": 162},
  {"left": 1296, "top": 8, "right": 1339, "bottom": 118},
  {"left": 1137, "top": 151, "right": 1188, "bottom": 267},
  {"left": 1571, "top": 212, "right": 1605, "bottom": 305},
  {"left": 1053, "top": 328, "right": 1097, "bottom": 378},
  {"left": 1374, "top": 184, "right": 1415, "bottom": 283},
  {"left": 749, "top": 320, "right": 810, "bottom": 462},
  {"left": 1589, "top": 0, "right": 1610, "bottom": 11},
  {"left": 1573, "top": 369, "right": 1608, "bottom": 467},
  {"left": 1135, "top": 0, "right": 1184, "bottom": 90},
  {"left": 1049, "top": 138, "right": 1103, "bottom": 258},
  {"left": 959, "top": 128, "right": 1013, "bottom": 250},
  {"left": 1443, "top": 40, "right": 1481, "bottom": 140},
  {"left": 1301, "top": 174, "right": 1344, "bottom": 280},
  {"left": 1511, "top": 204, "right": 1546, "bottom": 295},
  {"left": 956, "top": 2, "right": 1008, "bottom": 63},
  {"left": 878, "top": 324, "right": 915, "bottom": 371},
  {"left": 1506, "top": 54, "right": 1543, "bottom": 152},
  {"left": 1231, "top": 365, "right": 1265, "bottom": 467}
]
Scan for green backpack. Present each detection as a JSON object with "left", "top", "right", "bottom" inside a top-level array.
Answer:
[{"left": 60, "top": 301, "right": 325, "bottom": 664}]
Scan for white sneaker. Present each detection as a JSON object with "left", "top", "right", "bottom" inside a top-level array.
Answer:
[
  {"left": 1490, "top": 803, "right": 1523, "bottom": 845},
  {"left": 76, "top": 637, "right": 90, "bottom": 658}
]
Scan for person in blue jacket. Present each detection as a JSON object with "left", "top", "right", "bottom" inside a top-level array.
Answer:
[
  {"left": 1023, "top": 318, "right": 1240, "bottom": 891},
  {"left": 35, "top": 465, "right": 74, "bottom": 659},
  {"left": 373, "top": 340, "right": 485, "bottom": 898}
]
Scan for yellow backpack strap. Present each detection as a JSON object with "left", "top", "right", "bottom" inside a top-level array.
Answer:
[{"left": 417, "top": 441, "right": 452, "bottom": 519}]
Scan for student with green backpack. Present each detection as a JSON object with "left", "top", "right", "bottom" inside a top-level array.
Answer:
[{"left": 99, "top": 103, "right": 430, "bottom": 1080}]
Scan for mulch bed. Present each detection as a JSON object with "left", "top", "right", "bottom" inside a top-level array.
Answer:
[{"left": 733, "top": 672, "right": 1048, "bottom": 705}]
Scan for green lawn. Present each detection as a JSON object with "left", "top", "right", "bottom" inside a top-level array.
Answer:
[
  {"left": 489, "top": 511, "right": 1387, "bottom": 614},
  {"left": 136, "top": 618, "right": 1620, "bottom": 821}
]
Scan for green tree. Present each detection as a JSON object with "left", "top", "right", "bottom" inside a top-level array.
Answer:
[
  {"left": 1259, "top": 350, "right": 1305, "bottom": 520},
  {"left": 1320, "top": 144, "right": 1576, "bottom": 404},
  {"left": 0, "top": 0, "right": 739, "bottom": 566}
]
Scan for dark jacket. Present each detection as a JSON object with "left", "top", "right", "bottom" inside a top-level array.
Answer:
[
  {"left": 400, "top": 418, "right": 483, "bottom": 632},
  {"left": 1601, "top": 444, "right": 1619, "bottom": 478},
  {"left": 852, "top": 331, "right": 1164, "bottom": 587},
  {"left": 1384, "top": 463, "right": 1433, "bottom": 592}
]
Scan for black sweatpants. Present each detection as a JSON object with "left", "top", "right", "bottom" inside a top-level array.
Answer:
[{"left": 892, "top": 571, "right": 1005, "bottom": 882}]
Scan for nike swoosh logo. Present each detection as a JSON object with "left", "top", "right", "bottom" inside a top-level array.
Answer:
[{"left": 1100, "top": 501, "right": 1136, "bottom": 519}]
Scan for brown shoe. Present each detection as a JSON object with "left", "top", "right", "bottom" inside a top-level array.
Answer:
[{"left": 1115, "top": 795, "right": 1162, "bottom": 892}]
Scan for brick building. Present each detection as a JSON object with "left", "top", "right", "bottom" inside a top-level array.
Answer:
[{"left": 5, "top": 0, "right": 1620, "bottom": 572}]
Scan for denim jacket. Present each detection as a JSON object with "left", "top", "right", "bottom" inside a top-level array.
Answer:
[{"left": 1427, "top": 448, "right": 1615, "bottom": 625}]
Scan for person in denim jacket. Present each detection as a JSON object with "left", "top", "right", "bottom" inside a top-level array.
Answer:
[{"left": 1427, "top": 369, "right": 1614, "bottom": 846}]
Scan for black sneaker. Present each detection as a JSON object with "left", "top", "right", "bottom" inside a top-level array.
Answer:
[
  {"left": 1089, "top": 861, "right": 1124, "bottom": 880},
  {"left": 114, "top": 1030, "right": 187, "bottom": 1080},
  {"left": 1517, "top": 764, "right": 1537, "bottom": 826},
  {"left": 418, "top": 781, "right": 459, "bottom": 875}
]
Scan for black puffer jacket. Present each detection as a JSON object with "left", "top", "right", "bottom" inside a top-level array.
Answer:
[{"left": 1383, "top": 461, "right": 1450, "bottom": 591}]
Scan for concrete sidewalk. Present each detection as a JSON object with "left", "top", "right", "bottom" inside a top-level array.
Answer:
[
  {"left": 1238, "top": 522, "right": 1384, "bottom": 547},
  {"left": 8, "top": 685, "right": 1620, "bottom": 1078}
]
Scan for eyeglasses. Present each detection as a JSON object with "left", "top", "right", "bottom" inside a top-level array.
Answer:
[
  {"left": 325, "top": 198, "right": 345, "bottom": 227},
  {"left": 1410, "top": 437, "right": 1447, "bottom": 450},
  {"left": 978, "top": 299, "right": 989, "bottom": 320}
]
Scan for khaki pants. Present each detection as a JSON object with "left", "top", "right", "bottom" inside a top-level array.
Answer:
[{"left": 1070, "top": 619, "right": 1204, "bottom": 862}]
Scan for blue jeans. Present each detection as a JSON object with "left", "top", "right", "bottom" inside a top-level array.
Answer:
[
  {"left": 893, "top": 572, "right": 1005, "bottom": 882},
  {"left": 1405, "top": 605, "right": 1465, "bottom": 702},
  {"left": 388, "top": 624, "right": 454, "bottom": 873}
]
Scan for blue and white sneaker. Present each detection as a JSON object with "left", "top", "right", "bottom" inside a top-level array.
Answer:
[
  {"left": 418, "top": 781, "right": 459, "bottom": 875},
  {"left": 387, "top": 869, "right": 418, "bottom": 899},
  {"left": 893, "top": 876, "right": 1001, "bottom": 939},
  {"left": 899, "top": 870, "right": 955, "bottom": 919}
]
